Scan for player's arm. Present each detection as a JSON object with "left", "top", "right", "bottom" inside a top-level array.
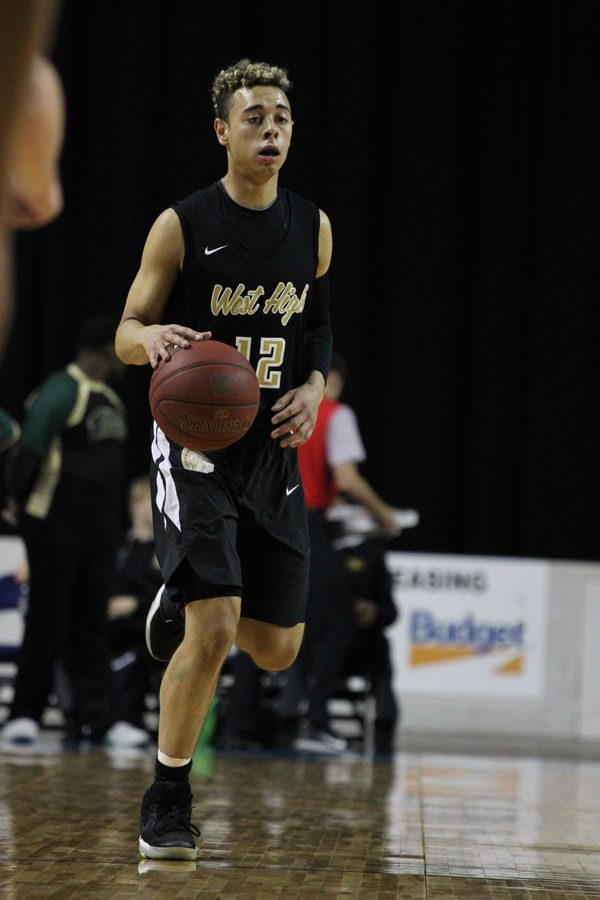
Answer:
[
  {"left": 315, "top": 209, "right": 332, "bottom": 279},
  {"left": 326, "top": 405, "right": 400, "bottom": 538},
  {"left": 271, "top": 209, "right": 333, "bottom": 448},
  {"left": 304, "top": 208, "right": 333, "bottom": 388},
  {"left": 115, "top": 209, "right": 211, "bottom": 368},
  {"left": 333, "top": 461, "right": 400, "bottom": 538},
  {"left": 7, "top": 372, "right": 76, "bottom": 505}
]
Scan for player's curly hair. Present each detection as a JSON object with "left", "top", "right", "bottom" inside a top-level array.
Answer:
[{"left": 211, "top": 59, "right": 292, "bottom": 120}]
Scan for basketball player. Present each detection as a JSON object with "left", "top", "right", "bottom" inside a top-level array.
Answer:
[{"left": 115, "top": 59, "right": 333, "bottom": 859}]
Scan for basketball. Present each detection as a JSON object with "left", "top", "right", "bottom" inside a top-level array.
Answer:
[{"left": 149, "top": 340, "right": 260, "bottom": 451}]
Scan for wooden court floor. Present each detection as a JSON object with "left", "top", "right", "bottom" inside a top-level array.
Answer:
[{"left": 1, "top": 739, "right": 600, "bottom": 898}]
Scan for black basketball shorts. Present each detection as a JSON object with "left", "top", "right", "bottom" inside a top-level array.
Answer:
[{"left": 150, "top": 423, "right": 309, "bottom": 627}]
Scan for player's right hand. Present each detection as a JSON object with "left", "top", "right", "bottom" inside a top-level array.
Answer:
[{"left": 141, "top": 324, "right": 212, "bottom": 368}]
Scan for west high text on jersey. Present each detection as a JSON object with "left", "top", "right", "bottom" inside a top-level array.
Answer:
[{"left": 211, "top": 281, "right": 308, "bottom": 325}]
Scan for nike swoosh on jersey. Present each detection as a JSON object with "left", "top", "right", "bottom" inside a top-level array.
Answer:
[
  {"left": 286, "top": 485, "right": 300, "bottom": 496},
  {"left": 204, "top": 245, "right": 228, "bottom": 255}
]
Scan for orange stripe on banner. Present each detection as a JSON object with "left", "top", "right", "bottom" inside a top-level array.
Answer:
[
  {"left": 495, "top": 654, "right": 523, "bottom": 674},
  {"left": 410, "top": 646, "right": 476, "bottom": 666}
]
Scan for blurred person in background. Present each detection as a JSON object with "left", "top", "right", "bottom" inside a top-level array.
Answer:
[
  {"left": 0, "top": 407, "right": 20, "bottom": 456},
  {"left": 213, "top": 648, "right": 275, "bottom": 753},
  {"left": 0, "top": 317, "right": 126, "bottom": 747},
  {"left": 0, "top": 407, "right": 20, "bottom": 526},
  {"left": 106, "top": 476, "right": 164, "bottom": 749},
  {"left": 0, "top": 0, "right": 65, "bottom": 359},
  {"left": 285, "top": 352, "right": 401, "bottom": 753},
  {"left": 300, "top": 353, "right": 401, "bottom": 538},
  {"left": 220, "top": 354, "right": 404, "bottom": 754},
  {"left": 336, "top": 524, "right": 400, "bottom": 754}
]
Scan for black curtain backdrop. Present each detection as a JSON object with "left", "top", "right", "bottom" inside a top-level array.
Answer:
[{"left": 1, "top": 0, "right": 599, "bottom": 561}]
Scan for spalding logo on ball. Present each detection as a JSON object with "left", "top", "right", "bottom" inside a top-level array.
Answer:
[{"left": 149, "top": 340, "right": 260, "bottom": 451}]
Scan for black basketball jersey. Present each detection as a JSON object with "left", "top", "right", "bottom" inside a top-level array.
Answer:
[{"left": 171, "top": 180, "right": 320, "bottom": 429}]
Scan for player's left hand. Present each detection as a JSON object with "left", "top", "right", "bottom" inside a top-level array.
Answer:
[{"left": 270, "top": 380, "right": 323, "bottom": 448}]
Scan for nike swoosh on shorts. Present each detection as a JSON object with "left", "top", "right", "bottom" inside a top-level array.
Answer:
[{"left": 204, "top": 245, "right": 228, "bottom": 255}]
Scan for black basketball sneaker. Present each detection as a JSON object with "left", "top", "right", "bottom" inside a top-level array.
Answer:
[
  {"left": 139, "top": 781, "right": 200, "bottom": 860},
  {"left": 145, "top": 585, "right": 185, "bottom": 662}
]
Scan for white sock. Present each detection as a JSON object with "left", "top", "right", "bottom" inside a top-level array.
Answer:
[{"left": 157, "top": 750, "right": 192, "bottom": 767}]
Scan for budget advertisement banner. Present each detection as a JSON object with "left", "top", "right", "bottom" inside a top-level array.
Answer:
[{"left": 385, "top": 552, "right": 549, "bottom": 698}]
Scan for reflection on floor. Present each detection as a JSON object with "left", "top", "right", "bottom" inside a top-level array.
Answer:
[{"left": 1, "top": 736, "right": 600, "bottom": 897}]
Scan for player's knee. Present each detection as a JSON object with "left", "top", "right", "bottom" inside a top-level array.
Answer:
[
  {"left": 253, "top": 633, "right": 302, "bottom": 671},
  {"left": 204, "top": 620, "right": 237, "bottom": 664},
  {"left": 268, "top": 646, "right": 300, "bottom": 671},
  {"left": 236, "top": 619, "right": 304, "bottom": 670},
  {"left": 184, "top": 599, "right": 239, "bottom": 666}
]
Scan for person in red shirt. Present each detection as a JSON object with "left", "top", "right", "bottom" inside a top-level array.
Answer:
[
  {"left": 285, "top": 354, "right": 400, "bottom": 753},
  {"left": 217, "top": 356, "right": 403, "bottom": 754},
  {"left": 299, "top": 353, "right": 400, "bottom": 536}
]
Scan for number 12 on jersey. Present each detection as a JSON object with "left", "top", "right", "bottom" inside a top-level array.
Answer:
[{"left": 236, "top": 337, "right": 286, "bottom": 389}]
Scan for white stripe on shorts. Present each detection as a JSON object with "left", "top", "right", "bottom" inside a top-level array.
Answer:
[{"left": 152, "top": 423, "right": 181, "bottom": 531}]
